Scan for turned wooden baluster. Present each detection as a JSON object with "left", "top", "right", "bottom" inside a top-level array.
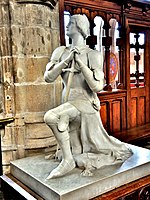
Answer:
[{"left": 102, "top": 21, "right": 112, "bottom": 91}]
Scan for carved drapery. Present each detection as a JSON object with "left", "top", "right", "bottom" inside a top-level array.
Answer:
[{"left": 16, "top": 0, "right": 58, "bottom": 8}]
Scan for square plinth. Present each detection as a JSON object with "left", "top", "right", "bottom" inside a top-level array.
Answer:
[{"left": 10, "top": 145, "right": 150, "bottom": 200}]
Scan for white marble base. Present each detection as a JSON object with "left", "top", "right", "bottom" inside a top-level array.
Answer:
[{"left": 10, "top": 145, "right": 150, "bottom": 200}]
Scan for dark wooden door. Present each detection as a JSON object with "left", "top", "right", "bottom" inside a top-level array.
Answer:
[{"left": 127, "top": 29, "right": 150, "bottom": 129}]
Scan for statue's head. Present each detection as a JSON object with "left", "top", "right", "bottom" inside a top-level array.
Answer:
[{"left": 71, "top": 14, "right": 90, "bottom": 39}]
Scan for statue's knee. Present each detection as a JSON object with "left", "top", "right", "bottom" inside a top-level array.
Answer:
[
  {"left": 44, "top": 111, "right": 58, "bottom": 126},
  {"left": 58, "top": 114, "right": 69, "bottom": 132}
]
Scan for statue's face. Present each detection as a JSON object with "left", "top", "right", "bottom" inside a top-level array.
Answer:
[{"left": 66, "top": 18, "right": 78, "bottom": 38}]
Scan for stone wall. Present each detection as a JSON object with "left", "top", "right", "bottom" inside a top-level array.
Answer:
[{"left": 0, "top": 0, "right": 61, "bottom": 173}]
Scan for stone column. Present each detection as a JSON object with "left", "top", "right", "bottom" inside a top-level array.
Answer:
[{"left": 1, "top": 0, "right": 61, "bottom": 173}]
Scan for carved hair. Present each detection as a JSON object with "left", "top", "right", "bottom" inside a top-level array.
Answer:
[{"left": 71, "top": 14, "right": 90, "bottom": 39}]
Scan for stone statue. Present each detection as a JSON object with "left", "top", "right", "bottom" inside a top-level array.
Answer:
[{"left": 44, "top": 14, "right": 132, "bottom": 179}]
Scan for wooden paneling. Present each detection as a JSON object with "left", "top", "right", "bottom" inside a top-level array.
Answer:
[
  {"left": 98, "top": 90, "right": 127, "bottom": 134},
  {"left": 64, "top": 0, "right": 121, "bottom": 14},
  {"left": 130, "top": 98, "right": 137, "bottom": 128},
  {"left": 100, "top": 103, "right": 108, "bottom": 131},
  {"left": 138, "top": 96, "right": 146, "bottom": 126},
  {"left": 114, "top": 122, "right": 150, "bottom": 145},
  {"left": 126, "top": 26, "right": 150, "bottom": 129},
  {"left": 112, "top": 100, "right": 121, "bottom": 132},
  {"left": 129, "top": 87, "right": 147, "bottom": 128}
]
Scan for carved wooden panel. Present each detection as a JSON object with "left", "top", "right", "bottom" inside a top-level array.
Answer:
[
  {"left": 100, "top": 103, "right": 108, "bottom": 131},
  {"left": 138, "top": 96, "right": 146, "bottom": 126},
  {"left": 129, "top": 87, "right": 147, "bottom": 128},
  {"left": 64, "top": 0, "right": 121, "bottom": 14},
  {"left": 130, "top": 98, "right": 137, "bottom": 128},
  {"left": 112, "top": 100, "right": 121, "bottom": 132},
  {"left": 98, "top": 90, "right": 127, "bottom": 134},
  {"left": 126, "top": 25, "right": 150, "bottom": 129}
]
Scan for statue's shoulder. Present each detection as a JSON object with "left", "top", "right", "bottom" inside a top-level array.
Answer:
[
  {"left": 87, "top": 48, "right": 102, "bottom": 68},
  {"left": 87, "top": 48, "right": 101, "bottom": 59},
  {"left": 51, "top": 46, "right": 66, "bottom": 61},
  {"left": 87, "top": 48, "right": 104, "bottom": 80}
]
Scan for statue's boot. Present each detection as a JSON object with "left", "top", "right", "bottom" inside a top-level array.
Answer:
[
  {"left": 46, "top": 159, "right": 75, "bottom": 179},
  {"left": 46, "top": 129, "right": 76, "bottom": 179}
]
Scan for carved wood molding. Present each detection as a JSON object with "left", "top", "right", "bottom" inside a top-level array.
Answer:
[
  {"left": 16, "top": 0, "right": 58, "bottom": 9},
  {"left": 64, "top": 0, "right": 121, "bottom": 14}
]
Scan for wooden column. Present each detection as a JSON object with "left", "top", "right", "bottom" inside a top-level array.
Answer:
[
  {"left": 59, "top": 0, "right": 65, "bottom": 45},
  {"left": 102, "top": 21, "right": 112, "bottom": 91}
]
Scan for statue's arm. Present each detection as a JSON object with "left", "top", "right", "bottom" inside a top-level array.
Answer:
[
  {"left": 75, "top": 50, "right": 104, "bottom": 92},
  {"left": 44, "top": 46, "right": 69, "bottom": 83}
]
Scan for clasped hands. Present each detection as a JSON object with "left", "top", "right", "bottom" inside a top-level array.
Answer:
[{"left": 64, "top": 47, "right": 83, "bottom": 67}]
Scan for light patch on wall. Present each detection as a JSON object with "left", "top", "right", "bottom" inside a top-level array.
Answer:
[{"left": 17, "top": 68, "right": 24, "bottom": 80}]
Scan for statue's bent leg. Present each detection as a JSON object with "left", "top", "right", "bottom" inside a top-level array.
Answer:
[
  {"left": 44, "top": 103, "right": 80, "bottom": 179},
  {"left": 46, "top": 127, "right": 75, "bottom": 179},
  {"left": 69, "top": 115, "right": 82, "bottom": 155}
]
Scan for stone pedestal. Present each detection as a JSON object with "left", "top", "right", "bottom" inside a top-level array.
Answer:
[{"left": 10, "top": 145, "right": 150, "bottom": 200}]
